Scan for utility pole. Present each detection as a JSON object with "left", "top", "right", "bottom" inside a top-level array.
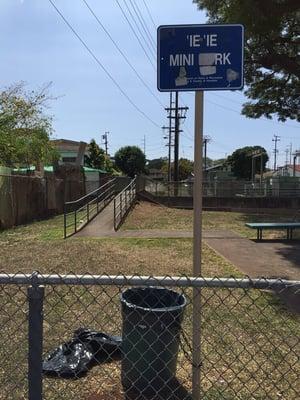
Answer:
[
  {"left": 203, "top": 135, "right": 211, "bottom": 173},
  {"left": 289, "top": 143, "right": 293, "bottom": 165},
  {"left": 250, "top": 149, "right": 266, "bottom": 184},
  {"left": 174, "top": 92, "right": 179, "bottom": 182},
  {"left": 168, "top": 92, "right": 172, "bottom": 182},
  {"left": 285, "top": 148, "right": 289, "bottom": 166},
  {"left": 142, "top": 135, "right": 146, "bottom": 155},
  {"left": 162, "top": 127, "right": 175, "bottom": 183},
  {"left": 102, "top": 132, "right": 109, "bottom": 155},
  {"left": 165, "top": 93, "right": 188, "bottom": 182},
  {"left": 272, "top": 134, "right": 280, "bottom": 171}
]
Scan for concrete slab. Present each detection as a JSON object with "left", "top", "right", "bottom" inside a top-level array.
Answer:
[
  {"left": 204, "top": 232, "right": 300, "bottom": 280},
  {"left": 204, "top": 231, "right": 300, "bottom": 313}
]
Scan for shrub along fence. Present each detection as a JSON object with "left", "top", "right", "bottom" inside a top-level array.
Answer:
[{"left": 0, "top": 273, "right": 299, "bottom": 400}]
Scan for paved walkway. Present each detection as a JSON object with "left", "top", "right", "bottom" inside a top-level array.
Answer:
[
  {"left": 75, "top": 201, "right": 115, "bottom": 237},
  {"left": 204, "top": 231, "right": 300, "bottom": 281},
  {"left": 204, "top": 231, "right": 300, "bottom": 313}
]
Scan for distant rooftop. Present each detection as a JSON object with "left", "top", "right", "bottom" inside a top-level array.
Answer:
[{"left": 51, "top": 139, "right": 88, "bottom": 153}]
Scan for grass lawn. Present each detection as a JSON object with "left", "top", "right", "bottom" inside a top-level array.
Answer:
[
  {"left": 123, "top": 201, "right": 300, "bottom": 239},
  {"left": 0, "top": 212, "right": 238, "bottom": 277},
  {"left": 0, "top": 205, "right": 299, "bottom": 399}
]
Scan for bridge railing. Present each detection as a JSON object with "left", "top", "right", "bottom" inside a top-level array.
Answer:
[
  {"left": 114, "top": 178, "right": 136, "bottom": 230},
  {"left": 63, "top": 178, "right": 116, "bottom": 238}
]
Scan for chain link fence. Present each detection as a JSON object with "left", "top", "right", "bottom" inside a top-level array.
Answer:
[
  {"left": 0, "top": 273, "right": 299, "bottom": 400},
  {"left": 142, "top": 177, "right": 300, "bottom": 198}
]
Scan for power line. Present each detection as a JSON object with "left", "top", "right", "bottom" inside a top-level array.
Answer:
[
  {"left": 124, "top": 0, "right": 155, "bottom": 55},
  {"left": 141, "top": 0, "right": 157, "bottom": 31},
  {"left": 129, "top": 0, "right": 156, "bottom": 50},
  {"left": 207, "top": 99, "right": 242, "bottom": 114},
  {"left": 181, "top": 132, "right": 193, "bottom": 141},
  {"left": 115, "top": 0, "right": 156, "bottom": 70},
  {"left": 185, "top": 92, "right": 299, "bottom": 130},
  {"left": 120, "top": 0, "right": 156, "bottom": 60},
  {"left": 48, "top": 0, "right": 160, "bottom": 129},
  {"left": 82, "top": 0, "right": 164, "bottom": 107},
  {"left": 208, "top": 99, "right": 299, "bottom": 129},
  {"left": 209, "top": 92, "right": 245, "bottom": 105}
]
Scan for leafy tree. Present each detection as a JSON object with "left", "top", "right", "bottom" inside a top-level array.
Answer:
[
  {"left": 85, "top": 139, "right": 106, "bottom": 170},
  {"left": 162, "top": 158, "right": 194, "bottom": 180},
  {"left": 103, "top": 155, "right": 115, "bottom": 174},
  {"left": 227, "top": 146, "right": 269, "bottom": 180},
  {"left": 210, "top": 158, "right": 227, "bottom": 167},
  {"left": 193, "top": 0, "right": 300, "bottom": 121},
  {"left": 0, "top": 82, "right": 58, "bottom": 167},
  {"left": 147, "top": 157, "right": 168, "bottom": 171},
  {"left": 114, "top": 146, "right": 146, "bottom": 177},
  {"left": 178, "top": 158, "right": 194, "bottom": 180}
]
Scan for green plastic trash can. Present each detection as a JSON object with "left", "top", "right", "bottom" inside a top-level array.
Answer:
[{"left": 120, "top": 287, "right": 188, "bottom": 400}]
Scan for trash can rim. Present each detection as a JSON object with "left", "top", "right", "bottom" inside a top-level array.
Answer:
[{"left": 120, "top": 286, "right": 187, "bottom": 313}]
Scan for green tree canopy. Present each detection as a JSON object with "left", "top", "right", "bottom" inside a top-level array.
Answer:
[
  {"left": 193, "top": 0, "right": 300, "bottom": 122},
  {"left": 114, "top": 146, "right": 146, "bottom": 177},
  {"left": 162, "top": 158, "right": 194, "bottom": 180},
  {"left": 0, "top": 82, "right": 57, "bottom": 167},
  {"left": 85, "top": 139, "right": 106, "bottom": 170},
  {"left": 227, "top": 146, "right": 269, "bottom": 180},
  {"left": 146, "top": 157, "right": 168, "bottom": 171},
  {"left": 178, "top": 158, "right": 194, "bottom": 180}
]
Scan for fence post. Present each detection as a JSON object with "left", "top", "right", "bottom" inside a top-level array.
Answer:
[
  {"left": 74, "top": 210, "right": 77, "bottom": 233},
  {"left": 28, "top": 275, "right": 44, "bottom": 400},
  {"left": 120, "top": 193, "right": 123, "bottom": 220},
  {"left": 113, "top": 198, "right": 116, "bottom": 230},
  {"left": 63, "top": 203, "right": 67, "bottom": 239}
]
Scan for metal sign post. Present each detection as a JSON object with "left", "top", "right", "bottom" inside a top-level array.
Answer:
[
  {"left": 157, "top": 23, "right": 244, "bottom": 400},
  {"left": 192, "top": 90, "right": 204, "bottom": 400}
]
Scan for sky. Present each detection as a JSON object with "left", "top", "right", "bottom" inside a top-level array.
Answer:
[{"left": 0, "top": 0, "right": 299, "bottom": 168}]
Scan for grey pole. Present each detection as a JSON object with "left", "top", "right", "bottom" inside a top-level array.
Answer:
[
  {"left": 174, "top": 92, "right": 179, "bottom": 184},
  {"left": 192, "top": 91, "right": 204, "bottom": 400},
  {"left": 28, "top": 279, "right": 44, "bottom": 400},
  {"left": 168, "top": 92, "right": 173, "bottom": 183}
]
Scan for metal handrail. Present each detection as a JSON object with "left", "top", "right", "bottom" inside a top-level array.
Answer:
[
  {"left": 114, "top": 178, "right": 136, "bottom": 230},
  {"left": 65, "top": 179, "right": 116, "bottom": 206},
  {"left": 64, "top": 178, "right": 116, "bottom": 238}
]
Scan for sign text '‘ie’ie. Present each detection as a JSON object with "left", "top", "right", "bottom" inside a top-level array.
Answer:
[{"left": 169, "top": 34, "right": 231, "bottom": 67}]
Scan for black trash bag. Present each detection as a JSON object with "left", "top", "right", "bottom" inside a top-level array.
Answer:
[
  {"left": 74, "top": 328, "right": 122, "bottom": 363},
  {"left": 43, "top": 328, "right": 122, "bottom": 379}
]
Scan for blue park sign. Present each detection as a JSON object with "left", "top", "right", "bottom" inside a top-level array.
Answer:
[{"left": 157, "top": 24, "right": 244, "bottom": 92}]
